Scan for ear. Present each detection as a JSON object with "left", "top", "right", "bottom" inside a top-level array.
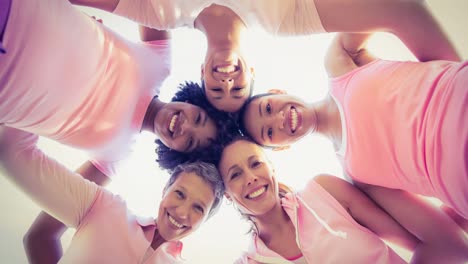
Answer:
[
  {"left": 224, "top": 192, "right": 232, "bottom": 200},
  {"left": 200, "top": 64, "right": 205, "bottom": 79},
  {"left": 250, "top": 67, "right": 255, "bottom": 79},
  {"left": 268, "top": 89, "right": 287, "bottom": 95},
  {"left": 272, "top": 145, "right": 290, "bottom": 151}
]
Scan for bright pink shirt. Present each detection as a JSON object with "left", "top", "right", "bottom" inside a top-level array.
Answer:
[
  {"left": 0, "top": 127, "right": 184, "bottom": 263},
  {"left": 0, "top": 0, "right": 171, "bottom": 177},
  {"left": 236, "top": 180, "right": 405, "bottom": 264},
  {"left": 113, "top": 0, "right": 325, "bottom": 35},
  {"left": 330, "top": 59, "right": 468, "bottom": 217}
]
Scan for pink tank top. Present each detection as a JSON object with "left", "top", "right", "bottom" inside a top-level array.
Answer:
[{"left": 329, "top": 59, "right": 468, "bottom": 212}]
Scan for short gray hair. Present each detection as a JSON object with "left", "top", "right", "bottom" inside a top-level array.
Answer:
[{"left": 164, "top": 161, "right": 224, "bottom": 219}]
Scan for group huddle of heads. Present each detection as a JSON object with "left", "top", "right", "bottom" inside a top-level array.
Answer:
[{"left": 154, "top": 79, "right": 305, "bottom": 231}]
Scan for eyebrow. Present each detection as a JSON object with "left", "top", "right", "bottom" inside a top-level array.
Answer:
[
  {"left": 226, "top": 164, "right": 239, "bottom": 178},
  {"left": 259, "top": 101, "right": 263, "bottom": 117},
  {"left": 180, "top": 185, "right": 208, "bottom": 209}
]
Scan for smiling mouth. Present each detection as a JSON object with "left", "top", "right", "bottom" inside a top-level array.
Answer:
[
  {"left": 213, "top": 64, "right": 240, "bottom": 74},
  {"left": 168, "top": 113, "right": 180, "bottom": 135},
  {"left": 246, "top": 186, "right": 268, "bottom": 199},
  {"left": 289, "top": 107, "right": 300, "bottom": 133},
  {"left": 168, "top": 213, "right": 186, "bottom": 229}
]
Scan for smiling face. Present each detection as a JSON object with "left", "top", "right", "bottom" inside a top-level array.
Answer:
[
  {"left": 154, "top": 102, "right": 217, "bottom": 152},
  {"left": 156, "top": 171, "right": 215, "bottom": 241},
  {"left": 218, "top": 139, "right": 279, "bottom": 216},
  {"left": 243, "top": 94, "right": 315, "bottom": 147},
  {"left": 202, "top": 50, "right": 254, "bottom": 112}
]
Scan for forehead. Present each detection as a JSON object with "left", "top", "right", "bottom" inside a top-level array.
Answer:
[
  {"left": 220, "top": 141, "right": 263, "bottom": 170},
  {"left": 244, "top": 99, "right": 264, "bottom": 143},
  {"left": 169, "top": 171, "right": 215, "bottom": 205},
  {"left": 207, "top": 95, "right": 248, "bottom": 113}
]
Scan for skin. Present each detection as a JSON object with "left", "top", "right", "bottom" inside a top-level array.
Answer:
[
  {"left": 152, "top": 171, "right": 215, "bottom": 249},
  {"left": 24, "top": 19, "right": 217, "bottom": 263},
  {"left": 195, "top": 5, "right": 255, "bottom": 112},
  {"left": 219, "top": 140, "right": 468, "bottom": 263},
  {"left": 219, "top": 139, "right": 302, "bottom": 258},
  {"left": 143, "top": 99, "right": 217, "bottom": 153}
]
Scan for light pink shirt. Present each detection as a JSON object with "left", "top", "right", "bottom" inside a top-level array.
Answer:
[
  {"left": 0, "top": 127, "right": 183, "bottom": 263},
  {"left": 236, "top": 180, "right": 405, "bottom": 264},
  {"left": 330, "top": 59, "right": 468, "bottom": 218},
  {"left": 0, "top": 0, "right": 171, "bottom": 177},
  {"left": 113, "top": 0, "right": 325, "bottom": 35}
]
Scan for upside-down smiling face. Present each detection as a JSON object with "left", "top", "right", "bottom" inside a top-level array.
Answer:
[
  {"left": 218, "top": 139, "right": 280, "bottom": 216},
  {"left": 202, "top": 50, "right": 254, "bottom": 113}
]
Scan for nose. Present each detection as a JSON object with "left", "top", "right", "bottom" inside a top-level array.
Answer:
[
  {"left": 219, "top": 77, "right": 234, "bottom": 88},
  {"left": 175, "top": 203, "right": 190, "bottom": 220},
  {"left": 245, "top": 170, "right": 258, "bottom": 186},
  {"left": 276, "top": 110, "right": 285, "bottom": 130}
]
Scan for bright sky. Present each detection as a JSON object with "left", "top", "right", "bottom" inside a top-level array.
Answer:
[{"left": 0, "top": 2, "right": 466, "bottom": 263}]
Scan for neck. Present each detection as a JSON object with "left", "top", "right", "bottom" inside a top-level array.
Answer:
[
  {"left": 195, "top": 5, "right": 246, "bottom": 52},
  {"left": 141, "top": 96, "right": 165, "bottom": 133},
  {"left": 311, "top": 95, "right": 342, "bottom": 145},
  {"left": 252, "top": 200, "right": 292, "bottom": 244},
  {"left": 150, "top": 228, "right": 167, "bottom": 250}
]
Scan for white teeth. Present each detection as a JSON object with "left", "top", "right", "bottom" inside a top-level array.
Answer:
[
  {"left": 290, "top": 108, "right": 298, "bottom": 132},
  {"left": 216, "top": 65, "right": 236, "bottom": 73},
  {"left": 169, "top": 114, "right": 179, "bottom": 133},
  {"left": 168, "top": 215, "right": 184, "bottom": 229},
  {"left": 248, "top": 187, "right": 266, "bottom": 199}
]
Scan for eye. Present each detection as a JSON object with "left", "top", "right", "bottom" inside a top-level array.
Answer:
[
  {"left": 194, "top": 204, "right": 205, "bottom": 214},
  {"left": 251, "top": 160, "right": 262, "bottom": 168},
  {"left": 230, "top": 171, "right": 241, "bottom": 180},
  {"left": 266, "top": 103, "right": 271, "bottom": 114},
  {"left": 267, "top": 128, "right": 273, "bottom": 140},
  {"left": 233, "top": 87, "right": 243, "bottom": 91},
  {"left": 175, "top": 190, "right": 185, "bottom": 199},
  {"left": 211, "top": 88, "right": 222, "bottom": 92}
]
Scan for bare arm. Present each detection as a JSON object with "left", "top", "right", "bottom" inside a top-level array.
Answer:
[
  {"left": 324, "top": 32, "right": 376, "bottom": 78},
  {"left": 315, "top": 0, "right": 460, "bottom": 61},
  {"left": 24, "top": 162, "right": 110, "bottom": 264},
  {"left": 357, "top": 183, "right": 468, "bottom": 264},
  {"left": 69, "top": 0, "right": 119, "bottom": 12},
  {"left": 138, "top": 26, "right": 171, "bottom": 42},
  {"left": 314, "top": 174, "right": 420, "bottom": 252},
  {"left": 0, "top": 126, "right": 101, "bottom": 263}
]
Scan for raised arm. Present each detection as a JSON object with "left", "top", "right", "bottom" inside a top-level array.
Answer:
[
  {"left": 69, "top": 0, "right": 119, "bottom": 12},
  {"left": 314, "top": 174, "right": 420, "bottom": 252},
  {"left": 0, "top": 126, "right": 100, "bottom": 260},
  {"left": 139, "top": 25, "right": 171, "bottom": 42},
  {"left": 357, "top": 183, "right": 468, "bottom": 264},
  {"left": 324, "top": 32, "right": 375, "bottom": 78},
  {"left": 24, "top": 162, "right": 109, "bottom": 264},
  {"left": 315, "top": 0, "right": 460, "bottom": 61}
]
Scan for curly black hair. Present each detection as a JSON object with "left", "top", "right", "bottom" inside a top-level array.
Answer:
[{"left": 155, "top": 81, "right": 241, "bottom": 171}]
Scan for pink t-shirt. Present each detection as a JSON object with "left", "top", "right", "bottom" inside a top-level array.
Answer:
[
  {"left": 236, "top": 180, "right": 405, "bottom": 264},
  {"left": 0, "top": 127, "right": 183, "bottom": 263},
  {"left": 113, "top": 0, "right": 325, "bottom": 35},
  {"left": 330, "top": 59, "right": 468, "bottom": 217},
  {"left": 0, "top": 0, "right": 171, "bottom": 177}
]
